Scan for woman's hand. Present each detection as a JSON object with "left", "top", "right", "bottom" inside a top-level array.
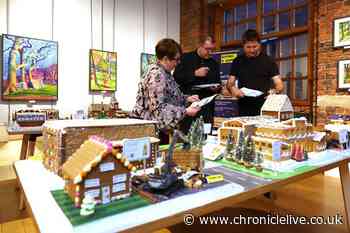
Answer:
[
  {"left": 187, "top": 95, "right": 200, "bottom": 103},
  {"left": 185, "top": 106, "right": 201, "bottom": 117}
]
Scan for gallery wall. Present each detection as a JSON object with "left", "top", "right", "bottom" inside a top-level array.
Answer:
[{"left": 0, "top": 0, "right": 180, "bottom": 123}]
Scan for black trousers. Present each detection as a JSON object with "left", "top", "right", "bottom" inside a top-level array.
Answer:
[{"left": 238, "top": 96, "right": 265, "bottom": 116}]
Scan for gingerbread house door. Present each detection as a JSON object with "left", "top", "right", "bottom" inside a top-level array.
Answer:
[{"left": 102, "top": 186, "right": 111, "bottom": 204}]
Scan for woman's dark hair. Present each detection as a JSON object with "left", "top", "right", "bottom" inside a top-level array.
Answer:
[
  {"left": 155, "top": 38, "right": 182, "bottom": 60},
  {"left": 242, "top": 29, "right": 261, "bottom": 44}
]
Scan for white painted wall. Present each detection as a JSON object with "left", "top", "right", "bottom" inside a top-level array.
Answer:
[{"left": 0, "top": 0, "right": 180, "bottom": 123}]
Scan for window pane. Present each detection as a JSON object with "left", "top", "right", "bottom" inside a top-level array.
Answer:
[
  {"left": 280, "top": 38, "right": 291, "bottom": 57},
  {"left": 283, "top": 80, "right": 292, "bottom": 97},
  {"left": 224, "top": 10, "right": 233, "bottom": 26},
  {"left": 294, "top": 6, "right": 308, "bottom": 27},
  {"left": 223, "top": 27, "right": 228, "bottom": 43},
  {"left": 278, "top": 0, "right": 292, "bottom": 10},
  {"left": 263, "top": 0, "right": 275, "bottom": 14},
  {"left": 295, "top": 57, "right": 308, "bottom": 77},
  {"left": 248, "top": 21, "right": 256, "bottom": 30},
  {"left": 235, "top": 23, "right": 247, "bottom": 40},
  {"left": 279, "top": 12, "right": 290, "bottom": 31},
  {"left": 295, "top": 33, "right": 308, "bottom": 55},
  {"left": 295, "top": 79, "right": 308, "bottom": 100},
  {"left": 235, "top": 4, "right": 247, "bottom": 22},
  {"left": 263, "top": 15, "right": 276, "bottom": 34},
  {"left": 264, "top": 39, "right": 278, "bottom": 58},
  {"left": 223, "top": 26, "right": 234, "bottom": 42},
  {"left": 279, "top": 60, "right": 292, "bottom": 78},
  {"left": 248, "top": 0, "right": 257, "bottom": 18}
]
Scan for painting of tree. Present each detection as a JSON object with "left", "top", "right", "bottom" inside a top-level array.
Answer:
[
  {"left": 2, "top": 34, "right": 58, "bottom": 101},
  {"left": 140, "top": 53, "right": 156, "bottom": 79},
  {"left": 89, "top": 49, "right": 117, "bottom": 92},
  {"left": 339, "top": 21, "right": 350, "bottom": 42},
  {"left": 344, "top": 63, "right": 350, "bottom": 84},
  {"left": 334, "top": 17, "right": 350, "bottom": 48},
  {"left": 338, "top": 60, "right": 350, "bottom": 90}
]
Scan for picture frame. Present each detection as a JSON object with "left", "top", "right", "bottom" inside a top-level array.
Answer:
[
  {"left": 140, "top": 53, "right": 156, "bottom": 79},
  {"left": 89, "top": 49, "right": 117, "bottom": 92},
  {"left": 1, "top": 34, "right": 58, "bottom": 101},
  {"left": 337, "top": 59, "right": 350, "bottom": 90},
  {"left": 333, "top": 16, "right": 350, "bottom": 48}
]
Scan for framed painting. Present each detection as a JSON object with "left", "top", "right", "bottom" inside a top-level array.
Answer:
[
  {"left": 1, "top": 34, "right": 58, "bottom": 101},
  {"left": 338, "top": 59, "right": 350, "bottom": 90},
  {"left": 334, "top": 16, "right": 350, "bottom": 48},
  {"left": 89, "top": 49, "right": 117, "bottom": 92},
  {"left": 140, "top": 53, "right": 156, "bottom": 79}
]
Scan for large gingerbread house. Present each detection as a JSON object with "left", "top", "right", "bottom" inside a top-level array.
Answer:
[
  {"left": 62, "top": 136, "right": 136, "bottom": 207},
  {"left": 43, "top": 119, "right": 157, "bottom": 175}
]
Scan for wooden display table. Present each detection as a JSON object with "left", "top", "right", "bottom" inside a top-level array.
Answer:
[
  {"left": 14, "top": 150, "right": 350, "bottom": 233},
  {"left": 7, "top": 123, "right": 42, "bottom": 160}
]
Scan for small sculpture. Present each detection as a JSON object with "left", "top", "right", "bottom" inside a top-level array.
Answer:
[{"left": 80, "top": 195, "right": 96, "bottom": 216}]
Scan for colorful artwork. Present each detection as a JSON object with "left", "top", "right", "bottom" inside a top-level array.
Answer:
[
  {"left": 334, "top": 16, "right": 350, "bottom": 48},
  {"left": 2, "top": 34, "right": 58, "bottom": 101},
  {"left": 338, "top": 60, "right": 350, "bottom": 90},
  {"left": 140, "top": 53, "right": 156, "bottom": 79},
  {"left": 89, "top": 49, "right": 117, "bottom": 92}
]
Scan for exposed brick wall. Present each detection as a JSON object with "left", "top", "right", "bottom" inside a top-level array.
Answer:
[
  {"left": 180, "top": 0, "right": 209, "bottom": 52},
  {"left": 316, "top": 0, "right": 350, "bottom": 126}
]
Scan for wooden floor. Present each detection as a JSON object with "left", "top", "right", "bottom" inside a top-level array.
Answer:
[{"left": 0, "top": 139, "right": 349, "bottom": 233}]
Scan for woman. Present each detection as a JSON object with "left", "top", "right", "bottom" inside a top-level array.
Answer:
[{"left": 131, "top": 38, "right": 201, "bottom": 143}]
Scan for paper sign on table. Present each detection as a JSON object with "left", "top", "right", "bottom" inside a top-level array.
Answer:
[{"left": 339, "top": 129, "right": 348, "bottom": 144}]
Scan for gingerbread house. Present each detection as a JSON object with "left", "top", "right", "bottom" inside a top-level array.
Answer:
[
  {"left": 62, "top": 136, "right": 136, "bottom": 207},
  {"left": 261, "top": 94, "right": 294, "bottom": 121}
]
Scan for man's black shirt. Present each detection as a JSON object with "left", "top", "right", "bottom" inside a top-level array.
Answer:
[
  {"left": 229, "top": 52, "right": 279, "bottom": 116},
  {"left": 174, "top": 50, "right": 220, "bottom": 98}
]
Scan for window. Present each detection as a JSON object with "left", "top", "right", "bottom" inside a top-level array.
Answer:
[
  {"left": 264, "top": 33, "right": 308, "bottom": 102},
  {"left": 220, "top": 0, "right": 310, "bottom": 106},
  {"left": 261, "top": 0, "right": 308, "bottom": 34},
  {"left": 222, "top": 0, "right": 257, "bottom": 43}
]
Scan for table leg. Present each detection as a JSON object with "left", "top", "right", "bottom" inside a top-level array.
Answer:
[
  {"left": 339, "top": 162, "right": 350, "bottom": 232},
  {"left": 27, "top": 135, "right": 38, "bottom": 158},
  {"left": 19, "top": 190, "right": 25, "bottom": 210},
  {"left": 20, "top": 135, "right": 30, "bottom": 160}
]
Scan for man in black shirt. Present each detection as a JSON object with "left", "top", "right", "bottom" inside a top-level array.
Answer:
[
  {"left": 174, "top": 36, "right": 221, "bottom": 132},
  {"left": 227, "top": 29, "right": 283, "bottom": 116}
]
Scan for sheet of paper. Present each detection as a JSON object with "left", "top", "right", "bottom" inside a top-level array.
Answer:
[
  {"left": 192, "top": 83, "right": 221, "bottom": 89},
  {"left": 240, "top": 87, "right": 264, "bottom": 97},
  {"left": 191, "top": 94, "right": 218, "bottom": 108}
]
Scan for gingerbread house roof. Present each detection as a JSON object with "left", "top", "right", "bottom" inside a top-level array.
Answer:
[
  {"left": 62, "top": 136, "right": 135, "bottom": 184},
  {"left": 261, "top": 94, "right": 293, "bottom": 112}
]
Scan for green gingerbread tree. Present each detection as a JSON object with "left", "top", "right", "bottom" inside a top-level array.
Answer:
[
  {"left": 242, "top": 135, "right": 255, "bottom": 167},
  {"left": 234, "top": 130, "right": 244, "bottom": 163}
]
